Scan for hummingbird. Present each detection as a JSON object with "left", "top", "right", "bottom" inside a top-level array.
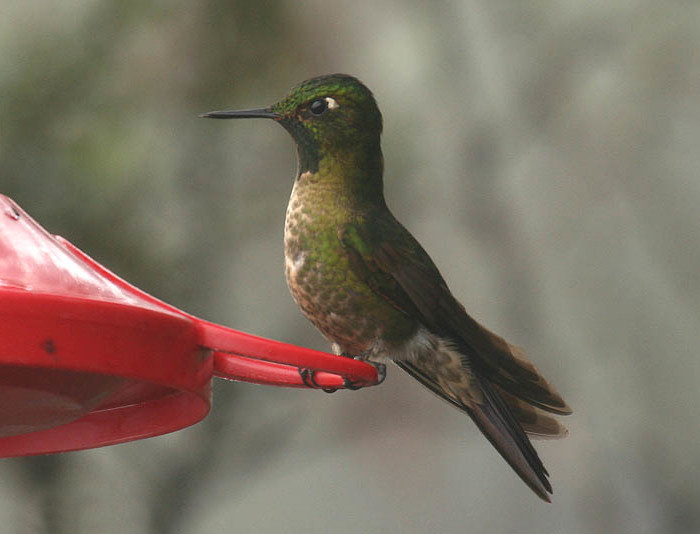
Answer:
[{"left": 202, "top": 74, "right": 571, "bottom": 501}]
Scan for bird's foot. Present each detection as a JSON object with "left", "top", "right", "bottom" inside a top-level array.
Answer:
[
  {"left": 339, "top": 362, "right": 386, "bottom": 390},
  {"left": 298, "top": 368, "right": 339, "bottom": 393},
  {"left": 299, "top": 356, "right": 386, "bottom": 392},
  {"left": 340, "top": 352, "right": 387, "bottom": 388},
  {"left": 364, "top": 361, "right": 387, "bottom": 385}
]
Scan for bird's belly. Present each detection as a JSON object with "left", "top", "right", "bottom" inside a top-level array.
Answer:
[{"left": 285, "top": 249, "right": 414, "bottom": 357}]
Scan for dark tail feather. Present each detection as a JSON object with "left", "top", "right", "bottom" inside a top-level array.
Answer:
[
  {"left": 396, "top": 361, "right": 553, "bottom": 502},
  {"left": 468, "top": 379, "right": 552, "bottom": 501}
]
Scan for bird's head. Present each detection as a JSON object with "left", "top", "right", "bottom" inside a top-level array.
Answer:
[{"left": 202, "top": 74, "right": 383, "bottom": 174}]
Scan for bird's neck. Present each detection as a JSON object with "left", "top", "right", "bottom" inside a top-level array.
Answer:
[{"left": 294, "top": 140, "right": 385, "bottom": 209}]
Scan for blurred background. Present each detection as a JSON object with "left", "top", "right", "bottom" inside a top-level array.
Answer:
[{"left": 1, "top": 1, "right": 699, "bottom": 533}]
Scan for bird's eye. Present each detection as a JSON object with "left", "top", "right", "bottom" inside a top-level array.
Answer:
[{"left": 309, "top": 99, "right": 328, "bottom": 116}]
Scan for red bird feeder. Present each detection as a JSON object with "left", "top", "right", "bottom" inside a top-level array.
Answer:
[{"left": 0, "top": 195, "right": 379, "bottom": 457}]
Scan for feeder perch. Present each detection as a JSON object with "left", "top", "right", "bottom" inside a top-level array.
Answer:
[{"left": 0, "top": 195, "right": 379, "bottom": 457}]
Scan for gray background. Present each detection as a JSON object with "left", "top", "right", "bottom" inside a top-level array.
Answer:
[{"left": 1, "top": 2, "right": 698, "bottom": 533}]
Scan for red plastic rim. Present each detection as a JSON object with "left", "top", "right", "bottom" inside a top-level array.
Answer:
[
  {"left": 58, "top": 237, "right": 379, "bottom": 391},
  {"left": 0, "top": 194, "right": 379, "bottom": 457}
]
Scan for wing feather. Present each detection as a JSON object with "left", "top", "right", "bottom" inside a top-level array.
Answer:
[{"left": 340, "top": 218, "right": 572, "bottom": 415}]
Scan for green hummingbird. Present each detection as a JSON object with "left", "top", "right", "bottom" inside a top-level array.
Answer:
[{"left": 202, "top": 74, "right": 571, "bottom": 502}]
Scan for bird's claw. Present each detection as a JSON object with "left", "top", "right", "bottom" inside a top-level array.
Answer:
[
  {"left": 298, "top": 368, "right": 339, "bottom": 393},
  {"left": 341, "top": 354, "right": 387, "bottom": 389},
  {"left": 368, "top": 361, "right": 387, "bottom": 385},
  {"left": 341, "top": 377, "right": 363, "bottom": 391},
  {"left": 351, "top": 360, "right": 387, "bottom": 387},
  {"left": 298, "top": 360, "right": 385, "bottom": 392}
]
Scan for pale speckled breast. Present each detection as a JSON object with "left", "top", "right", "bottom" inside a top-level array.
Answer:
[{"left": 283, "top": 176, "right": 415, "bottom": 356}]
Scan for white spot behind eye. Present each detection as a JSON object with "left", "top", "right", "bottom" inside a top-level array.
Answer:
[{"left": 325, "top": 97, "right": 339, "bottom": 109}]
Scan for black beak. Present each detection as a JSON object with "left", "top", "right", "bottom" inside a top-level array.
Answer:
[{"left": 199, "top": 107, "right": 280, "bottom": 120}]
